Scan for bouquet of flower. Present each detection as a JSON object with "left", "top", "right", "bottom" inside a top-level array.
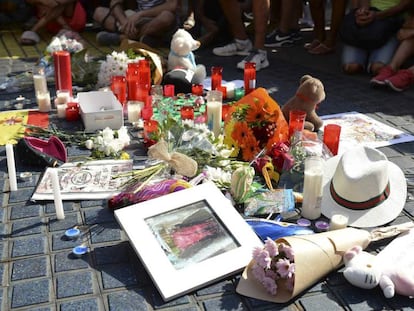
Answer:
[
  {"left": 237, "top": 228, "right": 372, "bottom": 303},
  {"left": 223, "top": 88, "right": 289, "bottom": 162}
]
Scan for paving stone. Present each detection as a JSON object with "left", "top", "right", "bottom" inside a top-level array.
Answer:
[
  {"left": 8, "top": 188, "right": 35, "bottom": 203},
  {"left": 90, "top": 225, "right": 122, "bottom": 244},
  {"left": 94, "top": 242, "right": 131, "bottom": 265},
  {"left": 10, "top": 203, "right": 42, "bottom": 220},
  {"left": 81, "top": 200, "right": 106, "bottom": 208},
  {"left": 11, "top": 217, "right": 45, "bottom": 237},
  {"left": 48, "top": 213, "right": 80, "bottom": 232},
  {"left": 100, "top": 263, "right": 138, "bottom": 289},
  {"left": 11, "top": 256, "right": 48, "bottom": 280},
  {"left": 51, "top": 231, "right": 80, "bottom": 251},
  {"left": 11, "top": 236, "right": 47, "bottom": 257},
  {"left": 299, "top": 293, "right": 344, "bottom": 310},
  {"left": 203, "top": 294, "right": 248, "bottom": 311},
  {"left": 149, "top": 288, "right": 191, "bottom": 309},
  {"left": 56, "top": 271, "right": 94, "bottom": 298},
  {"left": 60, "top": 297, "right": 102, "bottom": 311},
  {"left": 335, "top": 285, "right": 390, "bottom": 310},
  {"left": 196, "top": 279, "right": 235, "bottom": 296},
  {"left": 84, "top": 207, "right": 116, "bottom": 224},
  {"left": 107, "top": 289, "right": 149, "bottom": 311},
  {"left": 45, "top": 201, "right": 77, "bottom": 216},
  {"left": 11, "top": 278, "right": 51, "bottom": 308},
  {"left": 54, "top": 251, "right": 90, "bottom": 272}
]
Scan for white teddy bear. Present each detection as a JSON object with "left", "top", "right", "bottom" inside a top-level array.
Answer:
[
  {"left": 343, "top": 229, "right": 414, "bottom": 298},
  {"left": 167, "top": 28, "right": 206, "bottom": 85}
]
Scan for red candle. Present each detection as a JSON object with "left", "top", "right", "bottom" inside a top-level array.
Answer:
[
  {"left": 221, "top": 103, "right": 231, "bottom": 121},
  {"left": 323, "top": 124, "right": 342, "bottom": 155},
  {"left": 244, "top": 62, "right": 256, "bottom": 95},
  {"left": 288, "top": 110, "right": 307, "bottom": 139},
  {"left": 53, "top": 51, "right": 73, "bottom": 96},
  {"left": 192, "top": 84, "right": 204, "bottom": 96},
  {"left": 143, "top": 120, "right": 159, "bottom": 148},
  {"left": 138, "top": 59, "right": 151, "bottom": 87},
  {"left": 137, "top": 83, "right": 149, "bottom": 102},
  {"left": 211, "top": 66, "right": 223, "bottom": 91},
  {"left": 163, "top": 84, "right": 175, "bottom": 97},
  {"left": 127, "top": 62, "right": 139, "bottom": 100},
  {"left": 65, "top": 102, "right": 80, "bottom": 121},
  {"left": 111, "top": 75, "right": 127, "bottom": 105},
  {"left": 180, "top": 106, "right": 194, "bottom": 120},
  {"left": 216, "top": 85, "right": 227, "bottom": 100}
]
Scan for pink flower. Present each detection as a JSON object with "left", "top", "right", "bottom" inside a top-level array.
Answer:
[
  {"left": 251, "top": 263, "right": 266, "bottom": 280},
  {"left": 264, "top": 237, "right": 279, "bottom": 257},
  {"left": 261, "top": 276, "right": 277, "bottom": 296},
  {"left": 275, "top": 258, "right": 295, "bottom": 279},
  {"left": 252, "top": 247, "right": 271, "bottom": 269},
  {"left": 279, "top": 242, "right": 295, "bottom": 261}
]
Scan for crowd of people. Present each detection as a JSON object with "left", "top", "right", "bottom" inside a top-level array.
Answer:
[{"left": 7, "top": 0, "right": 414, "bottom": 92}]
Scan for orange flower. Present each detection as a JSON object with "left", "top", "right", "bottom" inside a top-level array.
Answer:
[
  {"left": 241, "top": 135, "right": 260, "bottom": 161},
  {"left": 245, "top": 98, "right": 266, "bottom": 124},
  {"left": 231, "top": 121, "right": 254, "bottom": 145}
]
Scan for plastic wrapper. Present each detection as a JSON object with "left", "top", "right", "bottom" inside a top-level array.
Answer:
[{"left": 244, "top": 189, "right": 295, "bottom": 216}]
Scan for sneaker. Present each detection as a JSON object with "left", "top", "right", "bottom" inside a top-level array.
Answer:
[
  {"left": 264, "top": 30, "right": 294, "bottom": 47},
  {"left": 236, "top": 49, "right": 269, "bottom": 71},
  {"left": 212, "top": 39, "right": 252, "bottom": 56},
  {"left": 370, "top": 66, "right": 396, "bottom": 86},
  {"left": 385, "top": 69, "right": 414, "bottom": 92},
  {"left": 96, "top": 31, "right": 121, "bottom": 46},
  {"left": 290, "top": 29, "right": 303, "bottom": 42}
]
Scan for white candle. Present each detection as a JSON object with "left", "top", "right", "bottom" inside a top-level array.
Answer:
[
  {"left": 329, "top": 214, "right": 349, "bottom": 230},
  {"left": 33, "top": 74, "right": 48, "bottom": 94},
  {"left": 127, "top": 101, "right": 142, "bottom": 123},
  {"left": 37, "top": 92, "right": 51, "bottom": 112},
  {"left": 55, "top": 90, "right": 70, "bottom": 106},
  {"left": 50, "top": 169, "right": 65, "bottom": 220},
  {"left": 56, "top": 103, "right": 67, "bottom": 119},
  {"left": 6, "top": 143, "right": 17, "bottom": 191},
  {"left": 206, "top": 100, "right": 222, "bottom": 138},
  {"left": 301, "top": 156, "right": 324, "bottom": 220}
]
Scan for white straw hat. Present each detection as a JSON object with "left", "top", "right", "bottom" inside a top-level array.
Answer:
[{"left": 321, "top": 146, "right": 407, "bottom": 228}]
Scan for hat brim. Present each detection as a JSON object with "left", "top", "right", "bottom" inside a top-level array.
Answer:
[{"left": 321, "top": 154, "right": 407, "bottom": 228}]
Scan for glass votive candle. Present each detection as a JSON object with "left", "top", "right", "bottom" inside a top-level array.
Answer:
[
  {"left": 37, "top": 91, "right": 51, "bottom": 112},
  {"left": 65, "top": 102, "right": 80, "bottom": 121},
  {"left": 211, "top": 66, "right": 223, "bottom": 91},
  {"left": 33, "top": 65, "right": 48, "bottom": 95},
  {"left": 143, "top": 120, "right": 159, "bottom": 147},
  {"left": 288, "top": 110, "right": 307, "bottom": 139},
  {"left": 221, "top": 103, "right": 231, "bottom": 121},
  {"left": 206, "top": 90, "right": 223, "bottom": 138},
  {"left": 55, "top": 89, "right": 71, "bottom": 107},
  {"left": 56, "top": 103, "right": 67, "bottom": 119},
  {"left": 111, "top": 75, "right": 127, "bottom": 105},
  {"left": 180, "top": 106, "right": 194, "bottom": 120},
  {"left": 141, "top": 105, "right": 153, "bottom": 121},
  {"left": 137, "top": 83, "right": 149, "bottom": 102},
  {"left": 244, "top": 61, "right": 256, "bottom": 95},
  {"left": 216, "top": 85, "right": 227, "bottom": 100},
  {"left": 323, "top": 124, "right": 342, "bottom": 156},
  {"left": 191, "top": 84, "right": 204, "bottom": 96},
  {"left": 127, "top": 101, "right": 142, "bottom": 123},
  {"left": 163, "top": 84, "right": 175, "bottom": 97}
]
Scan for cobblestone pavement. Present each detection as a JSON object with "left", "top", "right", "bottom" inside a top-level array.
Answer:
[{"left": 0, "top": 27, "right": 413, "bottom": 311}]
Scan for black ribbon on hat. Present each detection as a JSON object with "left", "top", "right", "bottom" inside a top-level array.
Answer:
[{"left": 329, "top": 181, "right": 390, "bottom": 210}]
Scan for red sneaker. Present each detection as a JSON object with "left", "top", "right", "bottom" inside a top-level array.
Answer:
[
  {"left": 386, "top": 69, "right": 414, "bottom": 92},
  {"left": 370, "top": 66, "right": 396, "bottom": 86}
]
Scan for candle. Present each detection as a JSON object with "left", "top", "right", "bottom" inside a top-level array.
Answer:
[
  {"left": 56, "top": 103, "right": 67, "bottom": 118},
  {"left": 127, "top": 62, "right": 140, "bottom": 100},
  {"left": 55, "top": 89, "right": 71, "bottom": 107},
  {"left": 216, "top": 85, "right": 227, "bottom": 100},
  {"left": 53, "top": 51, "right": 72, "bottom": 96},
  {"left": 181, "top": 106, "right": 194, "bottom": 120},
  {"left": 37, "top": 91, "right": 51, "bottom": 112},
  {"left": 110, "top": 75, "right": 127, "bottom": 105},
  {"left": 211, "top": 66, "right": 223, "bottom": 91},
  {"left": 127, "top": 101, "right": 142, "bottom": 123},
  {"left": 33, "top": 73, "right": 48, "bottom": 95},
  {"left": 6, "top": 143, "right": 17, "bottom": 191},
  {"left": 163, "top": 84, "right": 175, "bottom": 97},
  {"left": 301, "top": 156, "right": 324, "bottom": 220},
  {"left": 138, "top": 59, "right": 151, "bottom": 87},
  {"left": 206, "top": 90, "right": 223, "bottom": 138},
  {"left": 329, "top": 214, "right": 349, "bottom": 230},
  {"left": 323, "top": 124, "right": 342, "bottom": 156},
  {"left": 50, "top": 169, "right": 64, "bottom": 220},
  {"left": 143, "top": 120, "right": 159, "bottom": 147},
  {"left": 191, "top": 84, "right": 204, "bottom": 96},
  {"left": 244, "top": 62, "right": 256, "bottom": 95},
  {"left": 288, "top": 110, "right": 307, "bottom": 139}
]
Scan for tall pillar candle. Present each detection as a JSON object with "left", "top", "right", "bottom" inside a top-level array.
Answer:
[
  {"left": 33, "top": 66, "right": 48, "bottom": 95},
  {"left": 50, "top": 168, "right": 65, "bottom": 220},
  {"left": 301, "top": 156, "right": 324, "bottom": 220},
  {"left": 206, "top": 90, "right": 223, "bottom": 138},
  {"left": 6, "top": 143, "right": 17, "bottom": 191},
  {"left": 53, "top": 51, "right": 73, "bottom": 96}
]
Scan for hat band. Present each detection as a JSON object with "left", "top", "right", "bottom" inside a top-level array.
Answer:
[{"left": 330, "top": 181, "right": 390, "bottom": 210}]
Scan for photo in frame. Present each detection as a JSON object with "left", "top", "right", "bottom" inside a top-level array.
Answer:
[{"left": 114, "top": 181, "right": 263, "bottom": 301}]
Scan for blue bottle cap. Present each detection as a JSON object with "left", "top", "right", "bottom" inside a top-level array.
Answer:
[
  {"left": 65, "top": 228, "right": 81, "bottom": 239},
  {"left": 72, "top": 245, "right": 88, "bottom": 257}
]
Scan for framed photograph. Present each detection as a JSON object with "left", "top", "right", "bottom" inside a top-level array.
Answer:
[{"left": 115, "top": 181, "right": 263, "bottom": 301}]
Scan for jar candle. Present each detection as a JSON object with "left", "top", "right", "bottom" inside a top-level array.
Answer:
[
  {"left": 143, "top": 120, "right": 159, "bottom": 147},
  {"left": 288, "top": 110, "right": 307, "bottom": 139},
  {"left": 163, "top": 84, "right": 175, "bottom": 97},
  {"left": 206, "top": 90, "right": 223, "bottom": 138},
  {"left": 33, "top": 66, "right": 48, "bottom": 95},
  {"left": 55, "top": 89, "right": 71, "bottom": 107},
  {"left": 192, "top": 84, "right": 204, "bottom": 96},
  {"left": 211, "top": 66, "right": 223, "bottom": 91},
  {"left": 138, "top": 59, "right": 151, "bottom": 87},
  {"left": 127, "top": 62, "right": 140, "bottom": 100},
  {"left": 37, "top": 91, "right": 52, "bottom": 112},
  {"left": 329, "top": 214, "right": 349, "bottom": 230},
  {"left": 110, "top": 75, "right": 127, "bottom": 105},
  {"left": 323, "top": 124, "right": 342, "bottom": 156},
  {"left": 127, "top": 101, "right": 142, "bottom": 123},
  {"left": 53, "top": 51, "right": 72, "bottom": 96},
  {"left": 181, "top": 106, "right": 194, "bottom": 120},
  {"left": 216, "top": 85, "right": 227, "bottom": 100},
  {"left": 301, "top": 156, "right": 324, "bottom": 220},
  {"left": 56, "top": 103, "right": 67, "bottom": 118},
  {"left": 65, "top": 102, "right": 80, "bottom": 121},
  {"left": 244, "top": 62, "right": 256, "bottom": 95}
]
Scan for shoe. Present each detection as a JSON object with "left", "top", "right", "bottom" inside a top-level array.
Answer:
[
  {"left": 236, "top": 49, "right": 269, "bottom": 71},
  {"left": 370, "top": 66, "right": 396, "bottom": 86},
  {"left": 385, "top": 69, "right": 414, "bottom": 91},
  {"left": 308, "top": 43, "right": 335, "bottom": 55},
  {"left": 212, "top": 39, "right": 252, "bottom": 56},
  {"left": 96, "top": 31, "right": 121, "bottom": 46},
  {"left": 290, "top": 29, "right": 303, "bottom": 42},
  {"left": 264, "top": 30, "right": 294, "bottom": 47},
  {"left": 304, "top": 39, "right": 321, "bottom": 50}
]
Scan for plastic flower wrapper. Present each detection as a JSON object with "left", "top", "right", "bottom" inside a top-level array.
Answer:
[{"left": 223, "top": 87, "right": 289, "bottom": 162}]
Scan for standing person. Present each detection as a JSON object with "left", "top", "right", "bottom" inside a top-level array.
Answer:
[
  {"left": 93, "top": 0, "right": 178, "bottom": 47},
  {"left": 20, "top": 0, "right": 86, "bottom": 45},
  {"left": 305, "top": 0, "right": 347, "bottom": 54},
  {"left": 341, "top": 0, "right": 411, "bottom": 76},
  {"left": 370, "top": 6, "right": 414, "bottom": 91},
  {"left": 212, "top": 0, "right": 270, "bottom": 71}
]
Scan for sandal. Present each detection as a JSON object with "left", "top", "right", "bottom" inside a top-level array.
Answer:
[
  {"left": 308, "top": 43, "right": 335, "bottom": 55},
  {"left": 20, "top": 30, "right": 40, "bottom": 45},
  {"left": 304, "top": 39, "right": 320, "bottom": 50}
]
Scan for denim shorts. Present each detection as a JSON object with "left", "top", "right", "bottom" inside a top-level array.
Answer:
[{"left": 341, "top": 36, "right": 399, "bottom": 73}]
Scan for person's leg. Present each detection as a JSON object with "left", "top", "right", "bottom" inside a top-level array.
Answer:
[
  {"left": 93, "top": 6, "right": 118, "bottom": 31},
  {"left": 341, "top": 44, "right": 367, "bottom": 74},
  {"left": 306, "top": 0, "right": 325, "bottom": 48},
  {"left": 368, "top": 36, "right": 399, "bottom": 75},
  {"left": 137, "top": 10, "right": 176, "bottom": 38},
  {"left": 324, "top": 0, "right": 346, "bottom": 48}
]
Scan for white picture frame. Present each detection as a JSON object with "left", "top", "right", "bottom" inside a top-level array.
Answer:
[{"left": 114, "top": 181, "right": 263, "bottom": 301}]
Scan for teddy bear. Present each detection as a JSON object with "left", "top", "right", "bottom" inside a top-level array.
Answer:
[
  {"left": 342, "top": 229, "right": 414, "bottom": 298},
  {"left": 167, "top": 28, "right": 206, "bottom": 86},
  {"left": 281, "top": 74, "right": 325, "bottom": 132}
]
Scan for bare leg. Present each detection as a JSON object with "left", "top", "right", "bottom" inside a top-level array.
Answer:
[
  {"left": 252, "top": 0, "right": 270, "bottom": 49},
  {"left": 218, "top": 0, "right": 248, "bottom": 40}
]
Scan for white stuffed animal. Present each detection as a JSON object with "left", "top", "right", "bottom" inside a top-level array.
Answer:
[
  {"left": 343, "top": 229, "right": 414, "bottom": 298},
  {"left": 167, "top": 28, "right": 206, "bottom": 84}
]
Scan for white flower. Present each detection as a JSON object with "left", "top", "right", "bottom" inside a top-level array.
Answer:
[
  {"left": 85, "top": 139, "right": 94, "bottom": 150},
  {"left": 102, "top": 127, "right": 114, "bottom": 142},
  {"left": 117, "top": 126, "right": 130, "bottom": 146}
]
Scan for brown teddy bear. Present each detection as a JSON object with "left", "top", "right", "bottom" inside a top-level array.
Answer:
[{"left": 282, "top": 74, "right": 325, "bottom": 132}]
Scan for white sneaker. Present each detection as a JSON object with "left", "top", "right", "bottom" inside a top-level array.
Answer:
[
  {"left": 212, "top": 39, "right": 252, "bottom": 56},
  {"left": 237, "top": 49, "right": 269, "bottom": 71}
]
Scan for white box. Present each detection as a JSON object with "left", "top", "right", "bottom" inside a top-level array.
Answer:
[{"left": 78, "top": 91, "right": 124, "bottom": 132}]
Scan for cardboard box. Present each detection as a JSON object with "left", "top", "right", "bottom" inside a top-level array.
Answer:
[{"left": 78, "top": 91, "right": 124, "bottom": 132}]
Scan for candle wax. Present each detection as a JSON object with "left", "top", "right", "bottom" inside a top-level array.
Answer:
[
  {"left": 33, "top": 74, "right": 48, "bottom": 94},
  {"left": 6, "top": 144, "right": 17, "bottom": 191}
]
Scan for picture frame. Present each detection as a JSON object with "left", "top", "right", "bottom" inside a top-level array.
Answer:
[{"left": 114, "top": 181, "right": 263, "bottom": 301}]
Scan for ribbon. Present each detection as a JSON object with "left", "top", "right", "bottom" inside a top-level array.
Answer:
[{"left": 147, "top": 139, "right": 198, "bottom": 177}]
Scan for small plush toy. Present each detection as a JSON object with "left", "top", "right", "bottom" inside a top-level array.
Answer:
[
  {"left": 343, "top": 229, "right": 414, "bottom": 298},
  {"left": 282, "top": 74, "right": 325, "bottom": 132},
  {"left": 167, "top": 28, "right": 206, "bottom": 85}
]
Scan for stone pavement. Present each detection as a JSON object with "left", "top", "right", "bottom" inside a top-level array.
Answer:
[{"left": 0, "top": 27, "right": 413, "bottom": 311}]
